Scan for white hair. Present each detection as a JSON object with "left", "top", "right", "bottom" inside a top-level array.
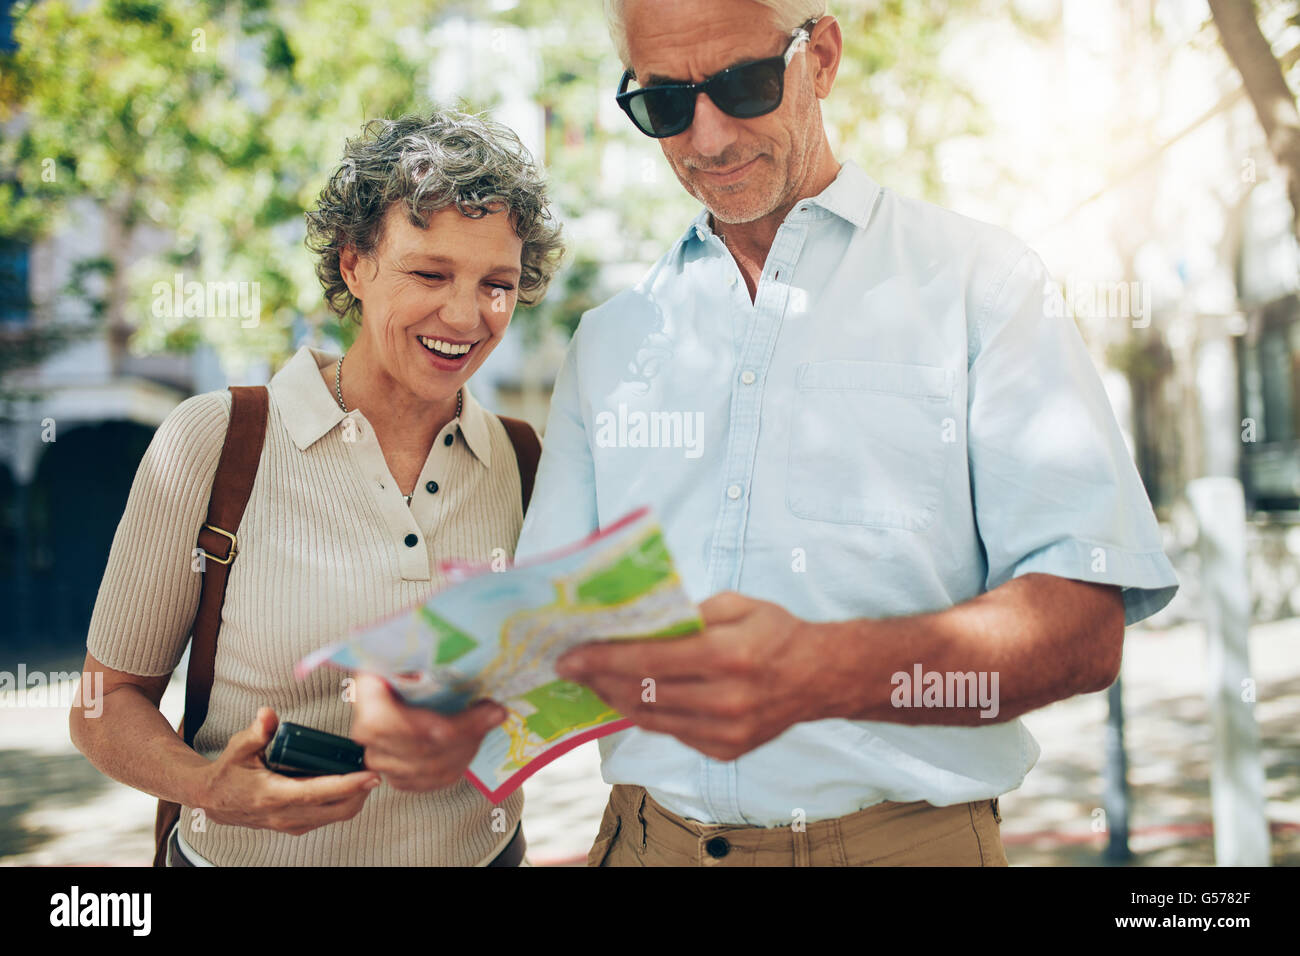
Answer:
[{"left": 603, "top": 0, "right": 827, "bottom": 70}]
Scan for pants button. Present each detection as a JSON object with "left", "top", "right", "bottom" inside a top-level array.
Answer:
[{"left": 705, "top": 836, "right": 730, "bottom": 859}]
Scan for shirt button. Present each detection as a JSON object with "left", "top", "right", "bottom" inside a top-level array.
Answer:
[
  {"left": 740, "top": 370, "right": 756, "bottom": 385},
  {"left": 444, "top": 434, "right": 454, "bottom": 446},
  {"left": 726, "top": 484, "right": 741, "bottom": 500},
  {"left": 705, "top": 837, "right": 730, "bottom": 859},
  {"left": 426, "top": 480, "right": 439, "bottom": 494},
  {"left": 728, "top": 275, "right": 737, "bottom": 287},
  {"left": 404, "top": 533, "right": 418, "bottom": 547}
]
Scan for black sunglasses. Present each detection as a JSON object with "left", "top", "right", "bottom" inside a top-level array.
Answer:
[{"left": 616, "top": 19, "right": 818, "bottom": 138}]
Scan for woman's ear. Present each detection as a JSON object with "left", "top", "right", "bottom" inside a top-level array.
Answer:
[{"left": 339, "top": 245, "right": 373, "bottom": 301}]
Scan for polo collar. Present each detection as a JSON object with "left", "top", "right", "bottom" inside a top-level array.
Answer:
[
  {"left": 268, "top": 345, "right": 492, "bottom": 467},
  {"left": 269, "top": 346, "right": 347, "bottom": 451},
  {"left": 455, "top": 383, "right": 493, "bottom": 468}
]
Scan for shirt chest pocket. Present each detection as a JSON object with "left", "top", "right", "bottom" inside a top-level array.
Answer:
[{"left": 786, "top": 360, "right": 957, "bottom": 531}]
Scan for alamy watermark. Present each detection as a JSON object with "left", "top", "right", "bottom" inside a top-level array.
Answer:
[
  {"left": 152, "top": 272, "right": 261, "bottom": 328},
  {"left": 49, "top": 886, "right": 150, "bottom": 936},
  {"left": 0, "top": 664, "right": 103, "bottom": 717},
  {"left": 1045, "top": 278, "right": 1151, "bottom": 328},
  {"left": 891, "top": 664, "right": 1000, "bottom": 719},
  {"left": 594, "top": 403, "right": 703, "bottom": 459}
]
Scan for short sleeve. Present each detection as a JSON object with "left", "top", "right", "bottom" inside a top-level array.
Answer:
[
  {"left": 86, "top": 390, "right": 232, "bottom": 675},
  {"left": 514, "top": 324, "right": 599, "bottom": 563},
  {"left": 967, "top": 248, "right": 1178, "bottom": 625}
]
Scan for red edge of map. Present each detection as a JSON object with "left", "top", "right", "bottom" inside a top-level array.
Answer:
[
  {"left": 465, "top": 718, "right": 634, "bottom": 803},
  {"left": 438, "top": 505, "right": 652, "bottom": 580}
]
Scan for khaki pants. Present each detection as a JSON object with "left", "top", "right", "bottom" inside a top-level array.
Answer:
[{"left": 588, "top": 784, "right": 1009, "bottom": 866}]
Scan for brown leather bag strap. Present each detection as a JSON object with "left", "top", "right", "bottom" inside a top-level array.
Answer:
[
  {"left": 497, "top": 415, "right": 541, "bottom": 513},
  {"left": 184, "top": 385, "right": 269, "bottom": 746}
]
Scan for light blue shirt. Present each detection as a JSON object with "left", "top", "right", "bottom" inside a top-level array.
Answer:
[{"left": 515, "top": 159, "right": 1178, "bottom": 826}]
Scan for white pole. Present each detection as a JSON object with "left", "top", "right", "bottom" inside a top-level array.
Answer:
[{"left": 1186, "top": 476, "right": 1270, "bottom": 866}]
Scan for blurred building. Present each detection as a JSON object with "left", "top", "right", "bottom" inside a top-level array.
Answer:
[
  {"left": 0, "top": 194, "right": 231, "bottom": 652},
  {"left": 1237, "top": 176, "right": 1300, "bottom": 513}
]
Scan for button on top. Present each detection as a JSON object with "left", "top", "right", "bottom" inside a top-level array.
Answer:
[
  {"left": 726, "top": 484, "right": 742, "bottom": 500},
  {"left": 403, "top": 533, "right": 418, "bottom": 547},
  {"left": 705, "top": 836, "right": 730, "bottom": 858},
  {"left": 740, "top": 370, "right": 756, "bottom": 385},
  {"left": 425, "top": 480, "right": 439, "bottom": 494},
  {"left": 444, "top": 434, "right": 454, "bottom": 446}
]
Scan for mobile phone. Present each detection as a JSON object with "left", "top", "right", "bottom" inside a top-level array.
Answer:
[{"left": 263, "top": 721, "right": 366, "bottom": 777}]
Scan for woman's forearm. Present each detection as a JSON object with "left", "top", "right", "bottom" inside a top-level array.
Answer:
[{"left": 70, "top": 683, "right": 212, "bottom": 808}]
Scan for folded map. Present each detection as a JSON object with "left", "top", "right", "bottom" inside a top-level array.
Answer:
[{"left": 296, "top": 507, "right": 702, "bottom": 802}]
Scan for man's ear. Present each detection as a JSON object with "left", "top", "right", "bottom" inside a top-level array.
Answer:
[{"left": 809, "top": 16, "right": 842, "bottom": 99}]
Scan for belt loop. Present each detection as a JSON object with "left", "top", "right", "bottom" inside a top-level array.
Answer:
[
  {"left": 792, "top": 822, "right": 811, "bottom": 867},
  {"left": 636, "top": 789, "right": 648, "bottom": 850},
  {"left": 829, "top": 817, "right": 848, "bottom": 866}
]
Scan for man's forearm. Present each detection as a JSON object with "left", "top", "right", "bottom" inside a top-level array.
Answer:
[{"left": 814, "top": 573, "right": 1126, "bottom": 726}]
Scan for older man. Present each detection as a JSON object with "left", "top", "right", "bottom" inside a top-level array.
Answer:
[{"left": 514, "top": 0, "right": 1178, "bottom": 866}]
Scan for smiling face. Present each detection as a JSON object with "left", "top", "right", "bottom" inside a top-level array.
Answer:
[
  {"left": 341, "top": 203, "right": 523, "bottom": 405},
  {"left": 623, "top": 0, "right": 831, "bottom": 225}
]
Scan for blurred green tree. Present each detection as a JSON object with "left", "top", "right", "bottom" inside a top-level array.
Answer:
[
  {"left": 1208, "top": 0, "right": 1300, "bottom": 239},
  {"left": 1, "top": 0, "right": 1037, "bottom": 375},
  {"left": 1, "top": 0, "right": 435, "bottom": 373}
]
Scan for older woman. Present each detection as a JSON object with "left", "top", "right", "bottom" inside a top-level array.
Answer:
[{"left": 69, "top": 109, "right": 564, "bottom": 866}]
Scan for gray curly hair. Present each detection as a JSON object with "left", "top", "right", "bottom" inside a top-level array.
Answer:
[{"left": 305, "top": 108, "right": 565, "bottom": 321}]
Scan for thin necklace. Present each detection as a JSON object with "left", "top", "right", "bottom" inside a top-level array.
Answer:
[{"left": 334, "top": 354, "right": 462, "bottom": 505}]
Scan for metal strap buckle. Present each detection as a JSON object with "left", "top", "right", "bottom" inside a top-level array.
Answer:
[{"left": 200, "top": 523, "right": 237, "bottom": 564}]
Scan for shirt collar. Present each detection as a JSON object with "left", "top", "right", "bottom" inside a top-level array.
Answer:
[
  {"left": 268, "top": 345, "right": 492, "bottom": 467},
  {"left": 807, "top": 159, "right": 878, "bottom": 229},
  {"left": 674, "top": 158, "right": 879, "bottom": 252}
]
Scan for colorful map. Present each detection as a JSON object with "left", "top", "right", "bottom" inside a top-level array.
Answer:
[{"left": 296, "top": 508, "right": 701, "bottom": 802}]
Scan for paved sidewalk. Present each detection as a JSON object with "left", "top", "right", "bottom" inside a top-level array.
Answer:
[
  {"left": 998, "top": 615, "right": 1299, "bottom": 866},
  {"left": 2, "top": 617, "right": 1296, "bottom": 866}
]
